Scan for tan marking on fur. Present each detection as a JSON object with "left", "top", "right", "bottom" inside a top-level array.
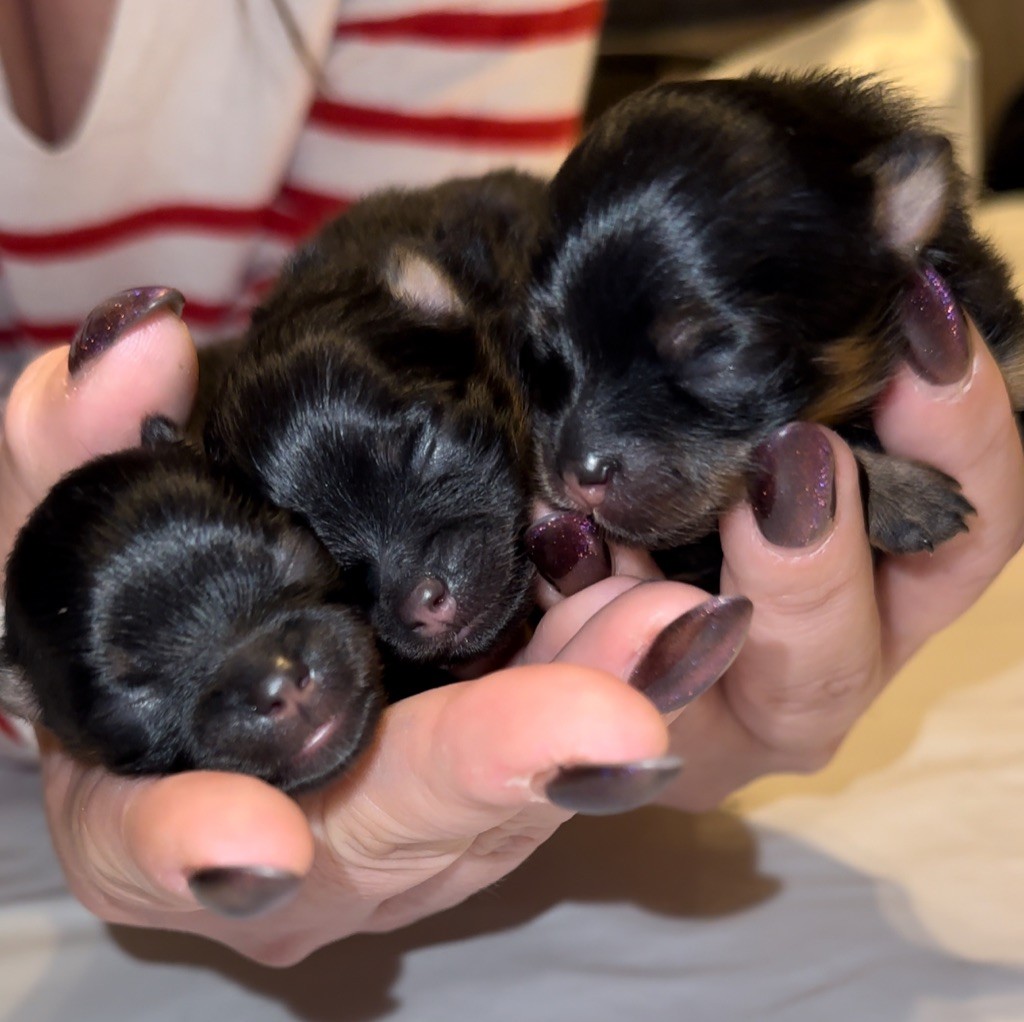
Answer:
[
  {"left": 874, "top": 155, "right": 949, "bottom": 258},
  {"left": 384, "top": 245, "right": 465, "bottom": 318},
  {"left": 804, "top": 334, "right": 888, "bottom": 425}
]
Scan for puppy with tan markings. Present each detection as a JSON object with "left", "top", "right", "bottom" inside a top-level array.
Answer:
[
  {"left": 206, "top": 171, "right": 545, "bottom": 674},
  {"left": 524, "top": 71, "right": 1024, "bottom": 573}
]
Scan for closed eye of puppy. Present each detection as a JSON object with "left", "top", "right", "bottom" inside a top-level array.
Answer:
[
  {"left": 524, "top": 71, "right": 1024, "bottom": 564},
  {"left": 205, "top": 171, "right": 545, "bottom": 673},
  {"left": 0, "top": 419, "right": 383, "bottom": 793}
]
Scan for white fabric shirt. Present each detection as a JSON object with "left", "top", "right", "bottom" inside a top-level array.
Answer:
[{"left": 0, "top": 0, "right": 601, "bottom": 346}]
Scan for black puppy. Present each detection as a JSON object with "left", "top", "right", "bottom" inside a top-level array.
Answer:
[
  {"left": 524, "top": 71, "right": 1024, "bottom": 565},
  {"left": 0, "top": 171, "right": 545, "bottom": 785},
  {"left": 205, "top": 171, "right": 545, "bottom": 672},
  {"left": 0, "top": 420, "right": 382, "bottom": 793}
]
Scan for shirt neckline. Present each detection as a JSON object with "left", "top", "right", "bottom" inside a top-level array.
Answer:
[{"left": 0, "top": 0, "right": 128, "bottom": 158}]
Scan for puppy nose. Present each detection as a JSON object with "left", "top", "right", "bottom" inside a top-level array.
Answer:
[
  {"left": 574, "top": 454, "right": 617, "bottom": 486},
  {"left": 399, "top": 577, "right": 458, "bottom": 637},
  {"left": 250, "top": 656, "right": 314, "bottom": 718},
  {"left": 563, "top": 454, "right": 617, "bottom": 508}
]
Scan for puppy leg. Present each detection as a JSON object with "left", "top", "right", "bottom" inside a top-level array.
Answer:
[{"left": 854, "top": 446, "right": 975, "bottom": 554}]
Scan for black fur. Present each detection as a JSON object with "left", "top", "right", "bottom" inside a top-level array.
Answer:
[
  {"left": 205, "top": 171, "right": 544, "bottom": 669},
  {"left": 0, "top": 171, "right": 547, "bottom": 786},
  {"left": 1, "top": 424, "right": 382, "bottom": 793},
  {"left": 524, "top": 71, "right": 1024, "bottom": 571}
]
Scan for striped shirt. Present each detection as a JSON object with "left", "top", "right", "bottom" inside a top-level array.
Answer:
[{"left": 0, "top": 0, "right": 604, "bottom": 756}]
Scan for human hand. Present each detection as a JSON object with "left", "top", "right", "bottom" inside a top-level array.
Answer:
[
  {"left": 528, "top": 285, "right": 1024, "bottom": 811},
  {"left": 1, "top": 290, "right": 755, "bottom": 965}
]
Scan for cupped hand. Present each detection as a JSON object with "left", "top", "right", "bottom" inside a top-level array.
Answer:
[{"left": 531, "top": 304, "right": 1024, "bottom": 811}]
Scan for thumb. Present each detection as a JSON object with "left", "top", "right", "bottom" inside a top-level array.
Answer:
[
  {"left": 39, "top": 736, "right": 316, "bottom": 924},
  {"left": 0, "top": 287, "right": 198, "bottom": 558}
]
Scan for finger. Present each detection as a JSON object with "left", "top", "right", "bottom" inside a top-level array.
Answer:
[
  {"left": 39, "top": 738, "right": 314, "bottom": 927},
  {"left": 661, "top": 423, "right": 881, "bottom": 808},
  {"left": 873, "top": 312, "right": 1024, "bottom": 669},
  {"left": 609, "top": 540, "right": 664, "bottom": 580},
  {"left": 526, "top": 510, "right": 662, "bottom": 610},
  {"left": 0, "top": 289, "right": 198, "bottom": 558},
  {"left": 521, "top": 574, "right": 645, "bottom": 663},
  {"left": 551, "top": 581, "right": 751, "bottom": 715},
  {"left": 316, "top": 665, "right": 671, "bottom": 861}
]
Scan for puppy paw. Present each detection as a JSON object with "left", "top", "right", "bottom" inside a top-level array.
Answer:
[{"left": 855, "top": 447, "right": 975, "bottom": 554}]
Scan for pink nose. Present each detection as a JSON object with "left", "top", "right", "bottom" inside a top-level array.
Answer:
[
  {"left": 563, "top": 475, "right": 608, "bottom": 509},
  {"left": 399, "top": 577, "right": 458, "bottom": 637}
]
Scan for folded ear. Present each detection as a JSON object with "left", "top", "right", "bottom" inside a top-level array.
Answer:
[
  {"left": 383, "top": 245, "right": 465, "bottom": 318},
  {"left": 0, "top": 659, "right": 41, "bottom": 723},
  {"left": 859, "top": 132, "right": 955, "bottom": 259},
  {"left": 140, "top": 414, "right": 183, "bottom": 449}
]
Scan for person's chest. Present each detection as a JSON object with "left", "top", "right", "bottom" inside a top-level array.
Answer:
[{"left": 0, "top": 0, "right": 119, "bottom": 147}]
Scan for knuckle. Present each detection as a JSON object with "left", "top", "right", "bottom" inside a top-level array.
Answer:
[{"left": 733, "top": 648, "right": 882, "bottom": 760}]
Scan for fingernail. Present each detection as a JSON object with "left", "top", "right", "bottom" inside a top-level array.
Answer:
[
  {"left": 629, "top": 596, "right": 753, "bottom": 713},
  {"left": 899, "top": 265, "right": 970, "bottom": 386},
  {"left": 748, "top": 422, "right": 836, "bottom": 548},
  {"left": 187, "top": 866, "right": 302, "bottom": 919},
  {"left": 544, "top": 755, "right": 682, "bottom": 815},
  {"left": 68, "top": 286, "right": 186, "bottom": 376},
  {"left": 525, "top": 512, "right": 611, "bottom": 596}
]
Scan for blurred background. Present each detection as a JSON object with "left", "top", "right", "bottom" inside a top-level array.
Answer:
[{"left": 590, "top": 0, "right": 1024, "bottom": 190}]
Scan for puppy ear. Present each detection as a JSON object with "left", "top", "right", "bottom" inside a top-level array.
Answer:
[
  {"left": 141, "top": 415, "right": 183, "bottom": 449},
  {"left": 859, "top": 132, "right": 955, "bottom": 259},
  {"left": 0, "top": 659, "right": 41, "bottom": 723},
  {"left": 384, "top": 245, "right": 465, "bottom": 318}
]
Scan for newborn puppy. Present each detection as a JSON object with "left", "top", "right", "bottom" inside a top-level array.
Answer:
[
  {"left": 0, "top": 420, "right": 382, "bottom": 793},
  {"left": 205, "top": 171, "right": 544, "bottom": 671},
  {"left": 524, "top": 71, "right": 1024, "bottom": 561}
]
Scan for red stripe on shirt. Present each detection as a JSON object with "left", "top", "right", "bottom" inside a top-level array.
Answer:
[
  {"left": 0, "top": 205, "right": 267, "bottom": 257},
  {"left": 0, "top": 713, "right": 23, "bottom": 745},
  {"left": 0, "top": 194, "right": 345, "bottom": 344},
  {"left": 308, "top": 99, "right": 580, "bottom": 147},
  {"left": 0, "top": 197, "right": 331, "bottom": 259},
  {"left": 336, "top": 2, "right": 604, "bottom": 44},
  {"left": 277, "top": 184, "right": 352, "bottom": 223}
]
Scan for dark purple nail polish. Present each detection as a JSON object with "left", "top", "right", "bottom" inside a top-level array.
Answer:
[
  {"left": 525, "top": 512, "right": 611, "bottom": 596},
  {"left": 629, "top": 596, "right": 753, "bottom": 713},
  {"left": 899, "top": 265, "right": 970, "bottom": 385},
  {"left": 748, "top": 422, "right": 836, "bottom": 548},
  {"left": 187, "top": 866, "right": 302, "bottom": 918},
  {"left": 68, "top": 286, "right": 185, "bottom": 376},
  {"left": 545, "top": 756, "right": 682, "bottom": 815}
]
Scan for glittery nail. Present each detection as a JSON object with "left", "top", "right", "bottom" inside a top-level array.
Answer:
[
  {"left": 899, "top": 265, "right": 970, "bottom": 385},
  {"left": 187, "top": 866, "right": 302, "bottom": 918},
  {"left": 748, "top": 422, "right": 836, "bottom": 548},
  {"left": 525, "top": 512, "right": 611, "bottom": 596},
  {"left": 629, "top": 596, "right": 752, "bottom": 713},
  {"left": 68, "top": 286, "right": 185, "bottom": 376},
  {"left": 544, "top": 756, "right": 683, "bottom": 815}
]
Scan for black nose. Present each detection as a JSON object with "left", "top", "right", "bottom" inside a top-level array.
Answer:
[
  {"left": 573, "top": 454, "right": 617, "bottom": 486},
  {"left": 398, "top": 577, "right": 458, "bottom": 637},
  {"left": 561, "top": 454, "right": 618, "bottom": 509},
  {"left": 250, "top": 656, "right": 314, "bottom": 718}
]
